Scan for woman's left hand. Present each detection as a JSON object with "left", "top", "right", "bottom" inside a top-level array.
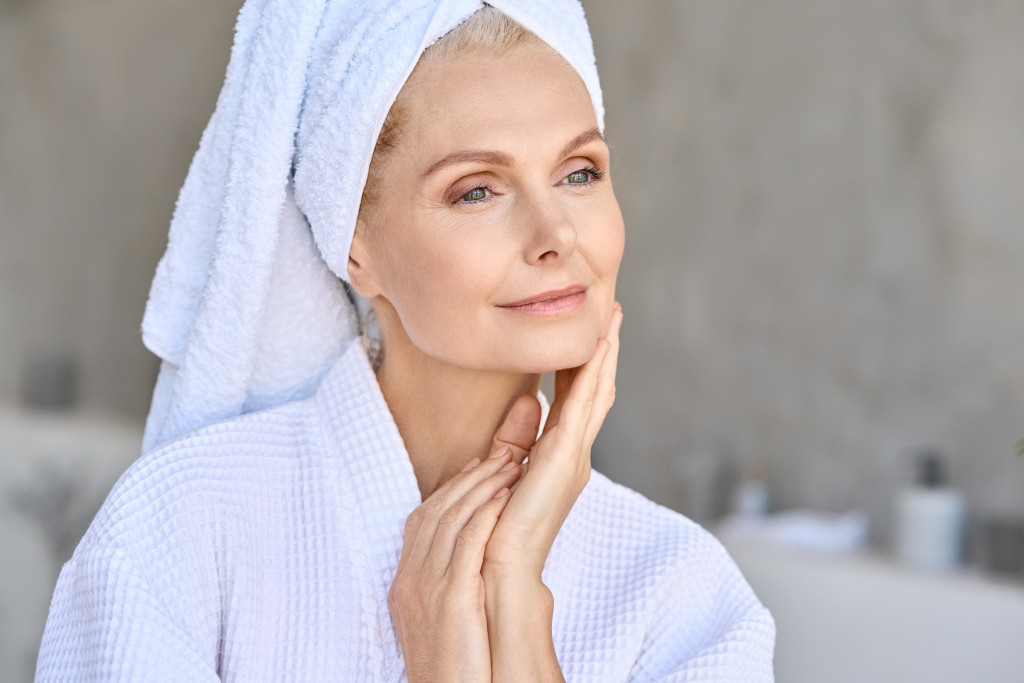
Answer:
[{"left": 483, "top": 302, "right": 622, "bottom": 577}]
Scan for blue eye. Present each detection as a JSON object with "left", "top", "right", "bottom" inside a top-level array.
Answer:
[
  {"left": 458, "top": 187, "right": 491, "bottom": 203},
  {"left": 564, "top": 166, "right": 604, "bottom": 185}
]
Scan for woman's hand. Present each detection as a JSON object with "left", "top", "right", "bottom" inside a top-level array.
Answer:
[
  {"left": 389, "top": 302, "right": 622, "bottom": 683},
  {"left": 388, "top": 448, "right": 523, "bottom": 683},
  {"left": 481, "top": 302, "right": 622, "bottom": 683},
  {"left": 484, "top": 302, "right": 622, "bottom": 576}
]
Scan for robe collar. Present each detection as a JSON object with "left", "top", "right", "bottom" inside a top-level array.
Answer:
[
  {"left": 312, "top": 336, "right": 552, "bottom": 586},
  {"left": 315, "top": 338, "right": 422, "bottom": 555}
]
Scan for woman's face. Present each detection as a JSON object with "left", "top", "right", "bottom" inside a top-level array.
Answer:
[{"left": 349, "top": 41, "right": 624, "bottom": 374}]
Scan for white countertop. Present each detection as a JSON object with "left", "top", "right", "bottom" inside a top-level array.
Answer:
[{"left": 720, "top": 535, "right": 1024, "bottom": 683}]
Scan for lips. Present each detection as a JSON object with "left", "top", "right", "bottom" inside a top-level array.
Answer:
[{"left": 498, "top": 285, "right": 588, "bottom": 315}]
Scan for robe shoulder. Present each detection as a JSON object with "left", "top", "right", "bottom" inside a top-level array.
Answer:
[
  {"left": 550, "top": 471, "right": 776, "bottom": 681},
  {"left": 78, "top": 398, "right": 324, "bottom": 552}
]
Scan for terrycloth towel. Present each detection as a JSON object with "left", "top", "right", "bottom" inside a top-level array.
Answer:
[{"left": 140, "top": 0, "right": 604, "bottom": 453}]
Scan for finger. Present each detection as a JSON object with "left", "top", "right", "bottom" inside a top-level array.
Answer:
[
  {"left": 545, "top": 302, "right": 617, "bottom": 436},
  {"left": 398, "top": 450, "right": 468, "bottom": 568},
  {"left": 492, "top": 394, "right": 542, "bottom": 464},
  {"left": 397, "top": 504, "right": 422, "bottom": 570},
  {"left": 449, "top": 487, "right": 513, "bottom": 583},
  {"left": 543, "top": 365, "right": 578, "bottom": 433},
  {"left": 556, "top": 337, "right": 611, "bottom": 441},
  {"left": 429, "top": 460, "right": 522, "bottom": 572},
  {"left": 584, "top": 305, "right": 623, "bottom": 444},
  {"left": 506, "top": 458, "right": 529, "bottom": 494},
  {"left": 404, "top": 449, "right": 515, "bottom": 567}
]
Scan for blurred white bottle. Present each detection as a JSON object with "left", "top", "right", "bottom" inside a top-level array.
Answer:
[
  {"left": 895, "top": 450, "right": 965, "bottom": 571},
  {"left": 731, "top": 459, "right": 769, "bottom": 519}
]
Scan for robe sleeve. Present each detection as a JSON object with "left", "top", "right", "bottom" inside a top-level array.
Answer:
[
  {"left": 36, "top": 545, "right": 220, "bottom": 682},
  {"left": 626, "top": 536, "right": 776, "bottom": 682}
]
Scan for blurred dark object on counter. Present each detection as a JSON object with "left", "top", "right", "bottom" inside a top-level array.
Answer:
[
  {"left": 20, "top": 351, "right": 79, "bottom": 410},
  {"left": 981, "top": 518, "right": 1024, "bottom": 576}
]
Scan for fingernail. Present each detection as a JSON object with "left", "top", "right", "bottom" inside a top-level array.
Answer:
[
  {"left": 499, "top": 460, "right": 516, "bottom": 472},
  {"left": 493, "top": 487, "right": 510, "bottom": 499},
  {"left": 489, "top": 445, "right": 510, "bottom": 459},
  {"left": 461, "top": 458, "right": 481, "bottom": 472}
]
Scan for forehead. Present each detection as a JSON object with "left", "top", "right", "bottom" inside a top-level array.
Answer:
[{"left": 398, "top": 42, "right": 598, "bottom": 156}]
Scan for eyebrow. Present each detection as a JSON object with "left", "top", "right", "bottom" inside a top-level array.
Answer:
[
  {"left": 558, "top": 127, "right": 604, "bottom": 160},
  {"left": 423, "top": 150, "right": 514, "bottom": 177},
  {"left": 422, "top": 126, "right": 605, "bottom": 178}
]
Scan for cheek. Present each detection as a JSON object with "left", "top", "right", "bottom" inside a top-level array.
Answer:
[
  {"left": 606, "top": 219, "right": 626, "bottom": 275},
  {"left": 586, "top": 198, "right": 626, "bottom": 284},
  {"left": 382, "top": 227, "right": 511, "bottom": 346}
]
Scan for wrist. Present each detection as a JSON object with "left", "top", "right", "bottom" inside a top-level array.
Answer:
[
  {"left": 482, "top": 567, "right": 552, "bottom": 619},
  {"left": 483, "top": 573, "right": 562, "bottom": 683},
  {"left": 481, "top": 556, "right": 544, "bottom": 583}
]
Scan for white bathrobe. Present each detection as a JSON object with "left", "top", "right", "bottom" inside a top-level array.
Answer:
[{"left": 37, "top": 340, "right": 775, "bottom": 682}]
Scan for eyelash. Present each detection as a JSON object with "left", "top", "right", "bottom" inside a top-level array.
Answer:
[{"left": 450, "top": 165, "right": 606, "bottom": 205}]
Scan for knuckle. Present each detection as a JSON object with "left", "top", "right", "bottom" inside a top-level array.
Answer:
[
  {"left": 387, "top": 580, "right": 405, "bottom": 608},
  {"left": 438, "top": 504, "right": 465, "bottom": 527},
  {"left": 456, "top": 525, "right": 481, "bottom": 549},
  {"left": 421, "top": 497, "right": 445, "bottom": 517}
]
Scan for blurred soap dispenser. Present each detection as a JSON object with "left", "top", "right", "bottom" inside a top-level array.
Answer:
[{"left": 895, "top": 450, "right": 966, "bottom": 571}]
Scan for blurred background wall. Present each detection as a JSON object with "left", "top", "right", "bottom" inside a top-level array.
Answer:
[
  {"left": 1, "top": 0, "right": 239, "bottom": 416},
  {"left": 586, "top": 0, "right": 1024, "bottom": 541},
  {"left": 1, "top": 0, "right": 1022, "bottom": 681}
]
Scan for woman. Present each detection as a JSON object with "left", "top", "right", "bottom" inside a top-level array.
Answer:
[{"left": 38, "top": 1, "right": 774, "bottom": 681}]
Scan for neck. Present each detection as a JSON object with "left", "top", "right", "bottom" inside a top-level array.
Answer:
[{"left": 375, "top": 326, "right": 539, "bottom": 501}]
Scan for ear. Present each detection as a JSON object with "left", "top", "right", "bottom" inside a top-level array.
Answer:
[{"left": 346, "top": 217, "right": 382, "bottom": 298}]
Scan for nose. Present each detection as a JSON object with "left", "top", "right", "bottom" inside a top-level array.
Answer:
[{"left": 522, "top": 192, "right": 578, "bottom": 266}]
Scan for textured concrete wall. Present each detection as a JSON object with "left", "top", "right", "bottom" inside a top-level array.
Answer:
[
  {"left": 0, "top": 0, "right": 241, "bottom": 416},
  {"left": 585, "top": 0, "right": 1024, "bottom": 546},
  {"left": 1, "top": 1, "right": 1021, "bottom": 552}
]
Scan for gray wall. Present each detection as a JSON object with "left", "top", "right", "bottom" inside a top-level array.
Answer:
[
  {"left": 2, "top": 1, "right": 1022, "bottom": 551},
  {"left": 586, "top": 0, "right": 1024, "bottom": 547},
  {"left": 0, "top": 0, "right": 241, "bottom": 416}
]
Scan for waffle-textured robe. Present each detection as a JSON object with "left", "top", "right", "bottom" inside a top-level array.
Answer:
[{"left": 37, "top": 341, "right": 775, "bottom": 681}]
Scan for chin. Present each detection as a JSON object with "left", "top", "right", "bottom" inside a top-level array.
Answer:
[
  {"left": 511, "top": 335, "right": 600, "bottom": 374},
  {"left": 509, "top": 307, "right": 612, "bottom": 373}
]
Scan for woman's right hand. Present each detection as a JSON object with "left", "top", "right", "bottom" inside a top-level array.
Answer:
[{"left": 388, "top": 447, "right": 523, "bottom": 683}]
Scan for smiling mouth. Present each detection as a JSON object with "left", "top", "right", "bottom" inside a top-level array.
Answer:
[{"left": 498, "top": 285, "right": 588, "bottom": 315}]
